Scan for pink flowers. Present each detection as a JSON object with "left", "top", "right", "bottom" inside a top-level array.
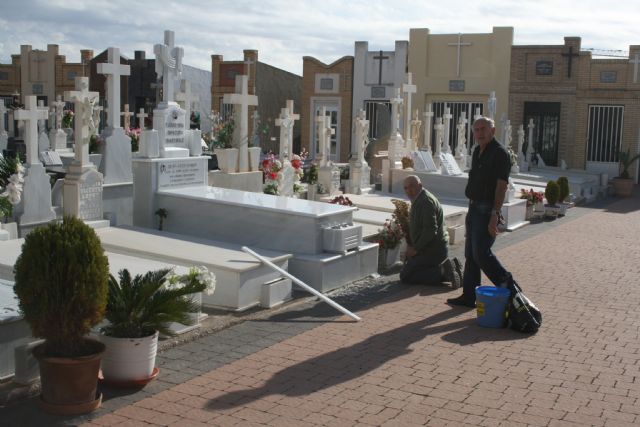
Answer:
[{"left": 520, "top": 188, "right": 544, "bottom": 206}]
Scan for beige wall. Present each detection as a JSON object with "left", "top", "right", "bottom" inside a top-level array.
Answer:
[{"left": 409, "top": 27, "right": 513, "bottom": 132}]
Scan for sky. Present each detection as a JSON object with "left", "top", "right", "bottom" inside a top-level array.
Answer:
[{"left": 1, "top": 0, "right": 639, "bottom": 75}]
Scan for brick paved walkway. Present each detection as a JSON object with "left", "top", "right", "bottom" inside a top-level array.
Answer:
[{"left": 2, "top": 191, "right": 639, "bottom": 426}]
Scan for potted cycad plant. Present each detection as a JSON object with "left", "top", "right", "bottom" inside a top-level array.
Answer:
[
  {"left": 13, "top": 216, "right": 109, "bottom": 415},
  {"left": 612, "top": 148, "right": 640, "bottom": 197},
  {"left": 99, "top": 266, "right": 215, "bottom": 387},
  {"left": 544, "top": 180, "right": 561, "bottom": 218}
]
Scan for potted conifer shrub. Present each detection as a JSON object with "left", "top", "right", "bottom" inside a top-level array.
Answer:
[
  {"left": 99, "top": 266, "right": 215, "bottom": 387},
  {"left": 556, "top": 176, "right": 570, "bottom": 216},
  {"left": 544, "top": 180, "right": 561, "bottom": 218},
  {"left": 612, "top": 148, "right": 640, "bottom": 197},
  {"left": 13, "top": 216, "right": 109, "bottom": 415}
]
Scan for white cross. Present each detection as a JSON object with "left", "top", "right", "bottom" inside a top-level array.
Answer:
[
  {"left": 285, "top": 100, "right": 299, "bottom": 156},
  {"left": 175, "top": 79, "right": 199, "bottom": 126},
  {"left": 422, "top": 105, "right": 434, "bottom": 152},
  {"left": 223, "top": 74, "right": 258, "bottom": 172},
  {"left": 402, "top": 73, "right": 417, "bottom": 142},
  {"left": 37, "top": 100, "right": 47, "bottom": 133},
  {"left": 447, "top": 33, "right": 472, "bottom": 77},
  {"left": 15, "top": 96, "right": 49, "bottom": 165},
  {"left": 354, "top": 109, "right": 369, "bottom": 163},
  {"left": 0, "top": 102, "right": 7, "bottom": 135},
  {"left": 137, "top": 108, "right": 148, "bottom": 129},
  {"left": 121, "top": 104, "right": 133, "bottom": 130},
  {"left": 275, "top": 107, "right": 293, "bottom": 158},
  {"left": 488, "top": 90, "right": 497, "bottom": 120},
  {"left": 390, "top": 88, "right": 403, "bottom": 134},
  {"left": 92, "top": 104, "right": 103, "bottom": 135},
  {"left": 154, "top": 30, "right": 184, "bottom": 103},
  {"left": 315, "top": 107, "right": 335, "bottom": 166},
  {"left": 97, "top": 47, "right": 131, "bottom": 128},
  {"left": 65, "top": 77, "right": 99, "bottom": 167},
  {"left": 630, "top": 53, "right": 640, "bottom": 84},
  {"left": 442, "top": 107, "right": 453, "bottom": 154}
]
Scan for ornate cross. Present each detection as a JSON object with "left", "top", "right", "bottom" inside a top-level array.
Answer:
[
  {"left": 64, "top": 77, "right": 99, "bottom": 167},
  {"left": 14, "top": 96, "right": 49, "bottom": 165},
  {"left": 154, "top": 30, "right": 184, "bottom": 103}
]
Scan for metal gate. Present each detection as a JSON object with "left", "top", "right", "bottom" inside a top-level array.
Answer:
[
  {"left": 523, "top": 102, "right": 561, "bottom": 166},
  {"left": 431, "top": 101, "right": 483, "bottom": 154},
  {"left": 363, "top": 100, "right": 391, "bottom": 141}
]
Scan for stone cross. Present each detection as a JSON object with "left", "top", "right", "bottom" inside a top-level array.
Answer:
[
  {"left": 315, "top": 107, "right": 334, "bottom": 166},
  {"left": 527, "top": 118, "right": 535, "bottom": 162},
  {"left": 455, "top": 112, "right": 468, "bottom": 159},
  {"left": 474, "top": 107, "right": 482, "bottom": 121},
  {"left": 390, "top": 88, "right": 403, "bottom": 134},
  {"left": 275, "top": 107, "right": 294, "bottom": 158},
  {"left": 250, "top": 109, "right": 260, "bottom": 147},
  {"left": 64, "top": 77, "right": 99, "bottom": 168},
  {"left": 422, "top": 105, "right": 434, "bottom": 153},
  {"left": 433, "top": 118, "right": 444, "bottom": 168},
  {"left": 285, "top": 100, "right": 299, "bottom": 156},
  {"left": 52, "top": 95, "right": 65, "bottom": 130},
  {"left": 175, "top": 79, "right": 198, "bottom": 126},
  {"left": 92, "top": 105, "right": 103, "bottom": 136},
  {"left": 517, "top": 124, "right": 525, "bottom": 158},
  {"left": 488, "top": 91, "right": 497, "bottom": 120},
  {"left": 0, "top": 102, "right": 7, "bottom": 135},
  {"left": 137, "top": 108, "right": 148, "bottom": 130},
  {"left": 223, "top": 74, "right": 258, "bottom": 172},
  {"left": 154, "top": 30, "right": 184, "bottom": 103},
  {"left": 402, "top": 73, "right": 417, "bottom": 143},
  {"left": 97, "top": 47, "right": 131, "bottom": 128},
  {"left": 388, "top": 88, "right": 403, "bottom": 167},
  {"left": 354, "top": 109, "right": 369, "bottom": 164},
  {"left": 14, "top": 96, "right": 48, "bottom": 165},
  {"left": 630, "top": 53, "right": 640, "bottom": 84},
  {"left": 447, "top": 33, "right": 472, "bottom": 77},
  {"left": 410, "top": 109, "right": 421, "bottom": 152},
  {"left": 442, "top": 108, "right": 453, "bottom": 154},
  {"left": 121, "top": 104, "right": 133, "bottom": 130}
]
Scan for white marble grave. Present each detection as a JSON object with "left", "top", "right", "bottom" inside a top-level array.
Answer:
[
  {"left": 348, "top": 109, "right": 372, "bottom": 195},
  {"left": 49, "top": 95, "right": 67, "bottom": 151},
  {"left": 13, "top": 96, "right": 56, "bottom": 228}
]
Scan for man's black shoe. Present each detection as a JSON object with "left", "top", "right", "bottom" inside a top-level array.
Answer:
[{"left": 446, "top": 295, "right": 476, "bottom": 308}]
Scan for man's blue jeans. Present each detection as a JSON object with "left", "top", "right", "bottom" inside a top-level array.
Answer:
[{"left": 462, "top": 202, "right": 511, "bottom": 302}]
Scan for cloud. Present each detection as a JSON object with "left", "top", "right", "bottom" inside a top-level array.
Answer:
[{"left": 1, "top": 0, "right": 638, "bottom": 75}]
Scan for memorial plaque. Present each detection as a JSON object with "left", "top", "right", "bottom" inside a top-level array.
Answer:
[
  {"left": 164, "top": 106, "right": 186, "bottom": 147},
  {"left": 412, "top": 150, "right": 437, "bottom": 172},
  {"left": 439, "top": 152, "right": 463, "bottom": 176},
  {"left": 78, "top": 170, "right": 103, "bottom": 221},
  {"left": 371, "top": 86, "right": 386, "bottom": 98},
  {"left": 535, "top": 61, "right": 553, "bottom": 75},
  {"left": 158, "top": 159, "right": 205, "bottom": 189},
  {"left": 449, "top": 80, "right": 465, "bottom": 92},
  {"left": 600, "top": 71, "right": 617, "bottom": 83}
]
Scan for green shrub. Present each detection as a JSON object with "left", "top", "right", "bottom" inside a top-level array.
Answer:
[
  {"left": 14, "top": 216, "right": 109, "bottom": 357},
  {"left": 545, "top": 180, "right": 560, "bottom": 206},
  {"left": 556, "top": 176, "right": 570, "bottom": 203}
]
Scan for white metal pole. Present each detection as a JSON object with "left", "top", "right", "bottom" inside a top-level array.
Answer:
[{"left": 241, "top": 246, "right": 362, "bottom": 321}]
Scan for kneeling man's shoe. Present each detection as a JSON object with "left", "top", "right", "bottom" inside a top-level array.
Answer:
[{"left": 446, "top": 295, "right": 476, "bottom": 308}]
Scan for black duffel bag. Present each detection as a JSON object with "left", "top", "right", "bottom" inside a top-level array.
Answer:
[{"left": 505, "top": 281, "right": 542, "bottom": 333}]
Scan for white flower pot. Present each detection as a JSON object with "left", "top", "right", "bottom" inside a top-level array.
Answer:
[
  {"left": 99, "top": 331, "right": 158, "bottom": 382},
  {"left": 248, "top": 147, "right": 261, "bottom": 172},
  {"left": 214, "top": 148, "right": 239, "bottom": 173},
  {"left": 379, "top": 246, "right": 401, "bottom": 269}
]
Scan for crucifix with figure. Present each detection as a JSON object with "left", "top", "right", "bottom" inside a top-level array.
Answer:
[{"left": 65, "top": 77, "right": 99, "bottom": 169}]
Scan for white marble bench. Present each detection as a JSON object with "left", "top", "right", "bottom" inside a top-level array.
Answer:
[{"left": 95, "top": 226, "right": 293, "bottom": 311}]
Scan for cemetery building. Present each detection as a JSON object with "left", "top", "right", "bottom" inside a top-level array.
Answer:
[
  {"left": 509, "top": 37, "right": 640, "bottom": 181},
  {"left": 408, "top": 27, "right": 513, "bottom": 153},
  {"left": 300, "top": 55, "right": 354, "bottom": 163},
  {"left": 211, "top": 50, "right": 301, "bottom": 154},
  {"left": 0, "top": 44, "right": 92, "bottom": 106},
  {"left": 352, "top": 41, "right": 408, "bottom": 142}
]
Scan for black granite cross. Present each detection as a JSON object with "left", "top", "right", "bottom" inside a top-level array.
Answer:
[
  {"left": 373, "top": 50, "right": 389, "bottom": 85},
  {"left": 561, "top": 47, "right": 579, "bottom": 78}
]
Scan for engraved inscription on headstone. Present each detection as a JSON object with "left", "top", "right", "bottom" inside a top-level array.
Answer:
[
  {"left": 330, "top": 167, "right": 341, "bottom": 194},
  {"left": 600, "top": 71, "right": 617, "bottom": 83},
  {"left": 165, "top": 106, "right": 186, "bottom": 146},
  {"left": 79, "top": 178, "right": 103, "bottom": 220},
  {"left": 535, "top": 61, "right": 553, "bottom": 75},
  {"left": 449, "top": 80, "right": 465, "bottom": 92},
  {"left": 158, "top": 159, "right": 204, "bottom": 189},
  {"left": 413, "top": 150, "right": 437, "bottom": 172},
  {"left": 439, "top": 152, "right": 463, "bottom": 176}
]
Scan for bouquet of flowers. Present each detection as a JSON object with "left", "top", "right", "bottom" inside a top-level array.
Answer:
[
  {"left": 391, "top": 199, "right": 411, "bottom": 245},
  {"left": 291, "top": 154, "right": 304, "bottom": 185},
  {"left": 0, "top": 156, "right": 23, "bottom": 220},
  {"left": 401, "top": 155, "right": 414, "bottom": 169},
  {"left": 62, "top": 110, "right": 74, "bottom": 128},
  {"left": 329, "top": 195, "right": 354, "bottom": 206},
  {"left": 375, "top": 219, "right": 404, "bottom": 249},
  {"left": 519, "top": 188, "right": 544, "bottom": 206},
  {"left": 261, "top": 153, "right": 283, "bottom": 195},
  {"left": 126, "top": 127, "right": 141, "bottom": 152}
]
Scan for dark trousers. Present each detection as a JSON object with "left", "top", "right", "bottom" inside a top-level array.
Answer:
[
  {"left": 400, "top": 247, "right": 448, "bottom": 285},
  {"left": 462, "top": 202, "right": 511, "bottom": 302}
]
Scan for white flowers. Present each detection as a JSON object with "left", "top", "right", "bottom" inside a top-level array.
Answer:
[
  {"left": 163, "top": 266, "right": 216, "bottom": 296},
  {"left": 0, "top": 164, "right": 25, "bottom": 205},
  {"left": 193, "top": 265, "right": 216, "bottom": 296}
]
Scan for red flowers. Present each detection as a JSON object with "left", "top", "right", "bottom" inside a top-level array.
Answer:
[{"left": 291, "top": 159, "right": 302, "bottom": 169}]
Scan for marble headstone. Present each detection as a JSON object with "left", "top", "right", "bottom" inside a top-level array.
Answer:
[{"left": 439, "top": 152, "right": 463, "bottom": 176}]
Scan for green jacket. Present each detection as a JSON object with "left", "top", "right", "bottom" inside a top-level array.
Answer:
[{"left": 409, "top": 189, "right": 448, "bottom": 258}]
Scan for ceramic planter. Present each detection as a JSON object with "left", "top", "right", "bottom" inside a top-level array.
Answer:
[
  {"left": 544, "top": 204, "right": 560, "bottom": 218},
  {"left": 612, "top": 177, "right": 634, "bottom": 197},
  {"left": 99, "top": 331, "right": 158, "bottom": 386},
  {"left": 379, "top": 245, "right": 401, "bottom": 270},
  {"left": 214, "top": 148, "right": 239, "bottom": 173},
  {"left": 306, "top": 183, "right": 317, "bottom": 200},
  {"left": 34, "top": 339, "right": 105, "bottom": 415}
]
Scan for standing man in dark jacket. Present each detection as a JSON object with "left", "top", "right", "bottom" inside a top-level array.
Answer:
[
  {"left": 447, "top": 116, "right": 515, "bottom": 308},
  {"left": 400, "top": 175, "right": 461, "bottom": 287}
]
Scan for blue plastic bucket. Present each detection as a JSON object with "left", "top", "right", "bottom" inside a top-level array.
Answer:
[{"left": 475, "top": 286, "right": 511, "bottom": 328}]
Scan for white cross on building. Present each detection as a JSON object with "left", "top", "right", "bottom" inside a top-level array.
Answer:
[
  {"left": 97, "top": 47, "right": 131, "bottom": 128},
  {"left": 447, "top": 33, "right": 472, "bottom": 77},
  {"left": 223, "top": 74, "right": 258, "bottom": 172},
  {"left": 15, "top": 96, "right": 48, "bottom": 165}
]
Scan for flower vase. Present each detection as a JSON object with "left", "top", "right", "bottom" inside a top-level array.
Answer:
[
  {"left": 378, "top": 245, "right": 400, "bottom": 270},
  {"left": 534, "top": 201, "right": 545, "bottom": 212},
  {"left": 248, "top": 147, "right": 261, "bottom": 172},
  {"left": 525, "top": 204, "right": 534, "bottom": 221},
  {"left": 214, "top": 148, "right": 239, "bottom": 173},
  {"left": 306, "top": 183, "right": 317, "bottom": 201}
]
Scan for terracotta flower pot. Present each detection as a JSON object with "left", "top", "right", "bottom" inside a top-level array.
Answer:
[
  {"left": 612, "top": 177, "right": 634, "bottom": 197},
  {"left": 34, "top": 338, "right": 105, "bottom": 415}
]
